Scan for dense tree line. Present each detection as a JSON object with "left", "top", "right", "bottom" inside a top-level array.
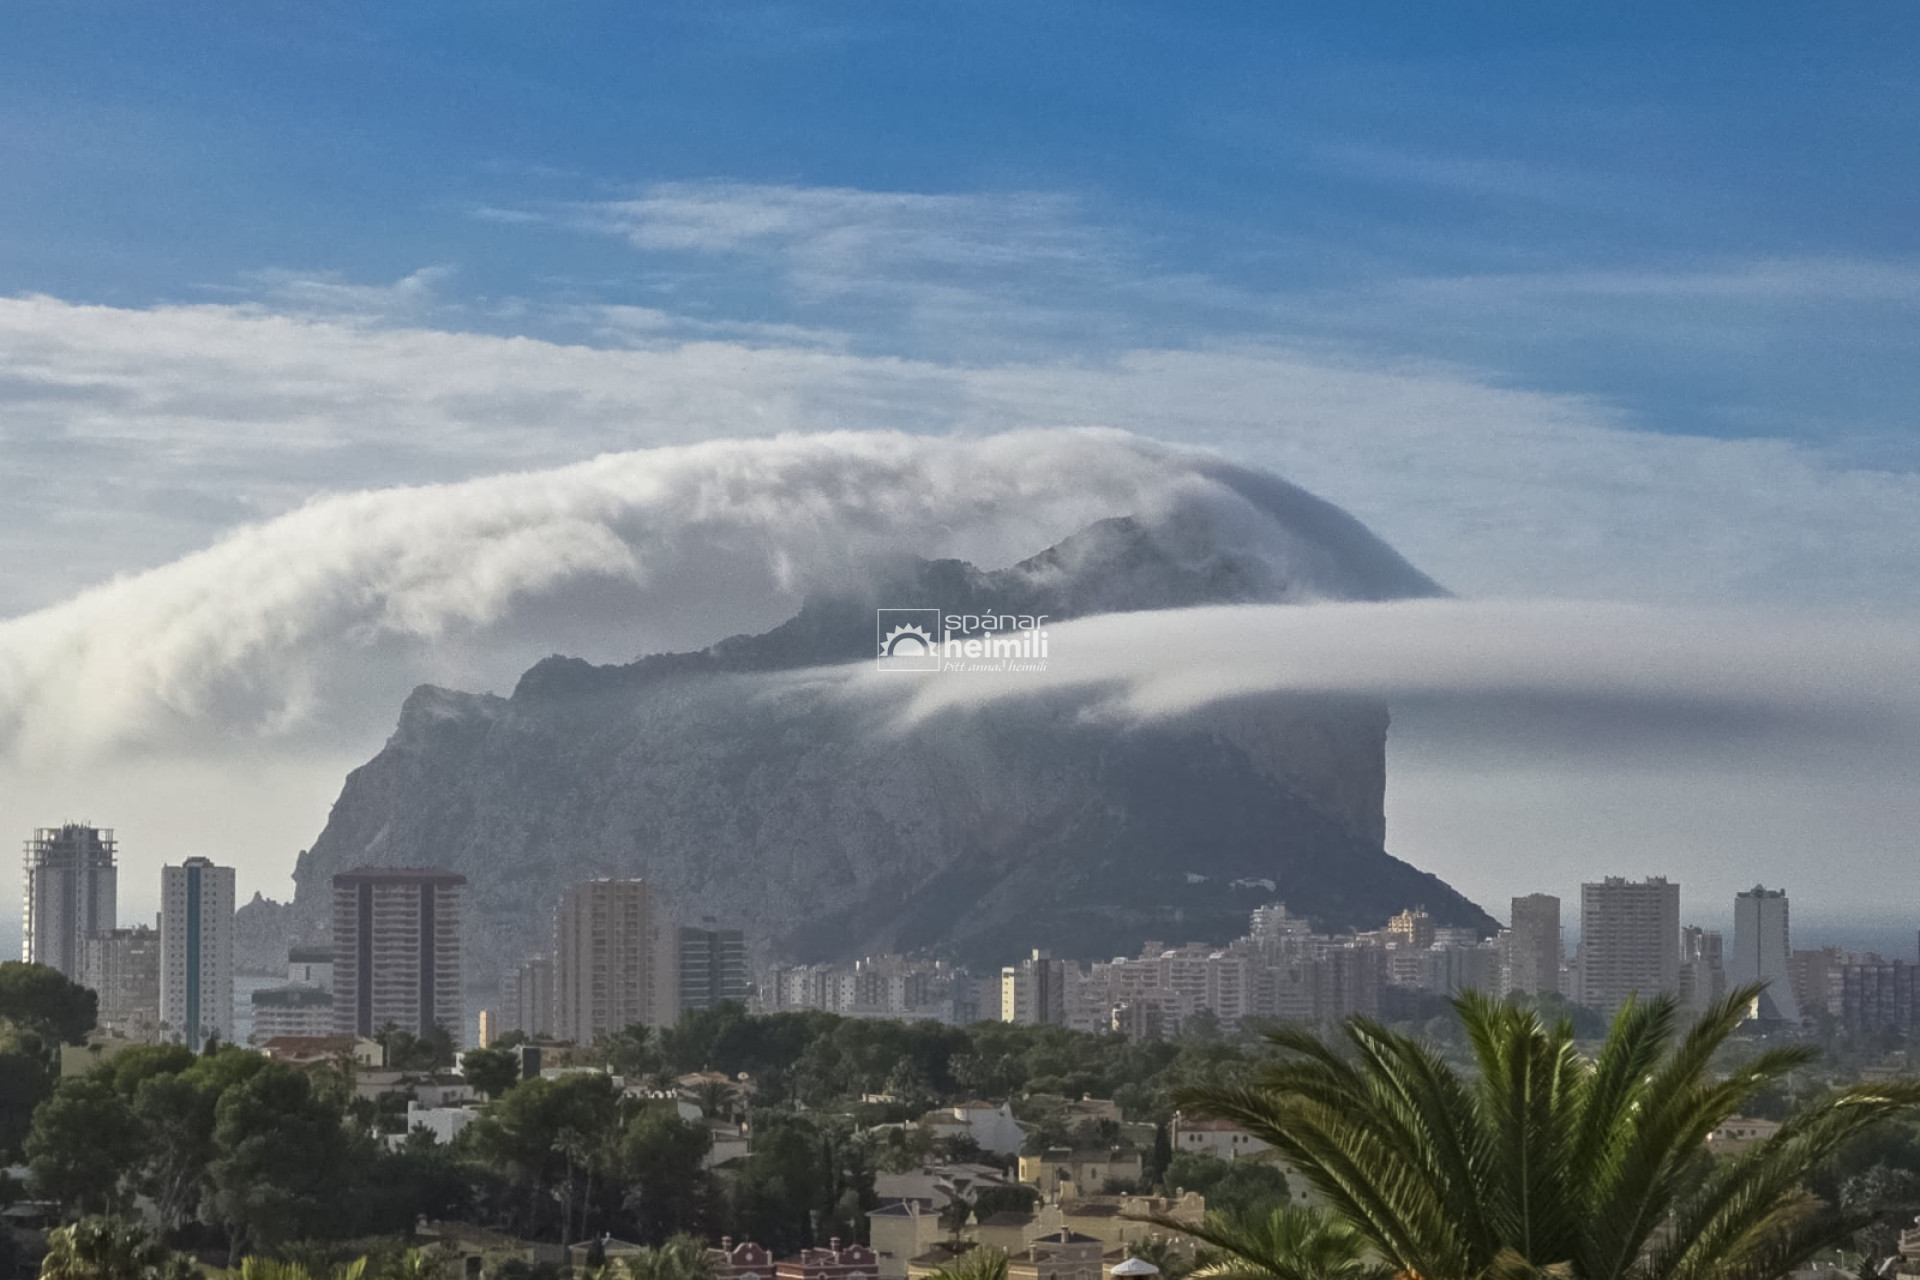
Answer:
[{"left": 17, "top": 967, "right": 1920, "bottom": 1280}]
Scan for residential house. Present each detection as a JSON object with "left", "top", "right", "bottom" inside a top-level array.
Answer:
[
  {"left": 774, "top": 1240, "right": 880, "bottom": 1280},
  {"left": 711, "top": 1241, "right": 776, "bottom": 1280},
  {"left": 866, "top": 1202, "right": 942, "bottom": 1280},
  {"left": 1017, "top": 1148, "right": 1144, "bottom": 1197},
  {"left": 1169, "top": 1114, "right": 1270, "bottom": 1162},
  {"left": 1007, "top": 1231, "right": 1104, "bottom": 1280}
]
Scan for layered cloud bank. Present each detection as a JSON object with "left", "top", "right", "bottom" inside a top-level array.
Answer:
[
  {"left": 9, "top": 292, "right": 1920, "bottom": 620},
  {"left": 5, "top": 422, "right": 1912, "bottom": 779},
  {"left": 1, "top": 428, "right": 1426, "bottom": 760},
  {"left": 2, "top": 421, "right": 1914, "bottom": 923},
  {"left": 889, "top": 599, "right": 1920, "bottom": 750}
]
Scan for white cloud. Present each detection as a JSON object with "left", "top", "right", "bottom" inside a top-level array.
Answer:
[
  {"left": 887, "top": 598, "right": 1920, "bottom": 729},
  {"left": 0, "top": 429, "right": 1242, "bottom": 761},
  {"left": 6, "top": 292, "right": 1920, "bottom": 620}
]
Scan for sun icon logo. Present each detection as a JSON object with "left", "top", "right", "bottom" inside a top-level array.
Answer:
[
  {"left": 882, "top": 623, "right": 936, "bottom": 657},
  {"left": 875, "top": 608, "right": 944, "bottom": 671}
]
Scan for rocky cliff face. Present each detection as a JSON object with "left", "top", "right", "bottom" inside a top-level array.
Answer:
[{"left": 285, "top": 498, "right": 1495, "bottom": 1002}]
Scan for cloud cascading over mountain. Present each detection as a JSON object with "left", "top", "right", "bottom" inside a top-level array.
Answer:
[
  {"left": 0, "top": 428, "right": 1439, "bottom": 762},
  {"left": 3, "top": 428, "right": 1916, "bottom": 924}
]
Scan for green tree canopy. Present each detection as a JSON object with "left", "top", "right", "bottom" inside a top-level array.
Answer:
[
  {"left": 36, "top": 1217, "right": 194, "bottom": 1280},
  {"left": 0, "top": 963, "right": 96, "bottom": 1047},
  {"left": 0, "top": 1048, "right": 49, "bottom": 1162},
  {"left": 24, "top": 1079, "right": 141, "bottom": 1217},
  {"left": 1159, "top": 1154, "right": 1289, "bottom": 1218},
  {"left": 458, "top": 1045, "right": 521, "bottom": 1099},
  {"left": 620, "top": 1107, "right": 716, "bottom": 1243},
  {"left": 207, "top": 1060, "right": 354, "bottom": 1253}
]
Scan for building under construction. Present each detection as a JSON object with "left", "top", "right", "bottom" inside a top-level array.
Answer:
[{"left": 23, "top": 823, "right": 119, "bottom": 980}]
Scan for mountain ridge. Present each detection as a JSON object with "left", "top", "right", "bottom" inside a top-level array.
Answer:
[{"left": 279, "top": 495, "right": 1491, "bottom": 1003}]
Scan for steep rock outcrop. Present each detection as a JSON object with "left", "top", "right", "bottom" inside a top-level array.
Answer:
[{"left": 290, "top": 498, "right": 1494, "bottom": 1001}]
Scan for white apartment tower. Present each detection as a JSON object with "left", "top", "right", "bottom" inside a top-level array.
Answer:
[
  {"left": 159, "top": 857, "right": 236, "bottom": 1051},
  {"left": 1731, "top": 885, "right": 1801, "bottom": 1023},
  {"left": 554, "top": 879, "right": 675, "bottom": 1044},
  {"left": 1504, "top": 894, "right": 1563, "bottom": 998},
  {"left": 332, "top": 868, "right": 466, "bottom": 1044},
  {"left": 23, "top": 824, "right": 118, "bottom": 979},
  {"left": 1578, "top": 876, "right": 1681, "bottom": 1017}
]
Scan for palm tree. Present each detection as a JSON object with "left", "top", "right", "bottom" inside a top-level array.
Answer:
[
  {"left": 380, "top": 1251, "right": 442, "bottom": 1280},
  {"left": 39, "top": 1219, "right": 198, "bottom": 1280},
  {"left": 616, "top": 1236, "right": 717, "bottom": 1280},
  {"left": 1121, "top": 1235, "right": 1202, "bottom": 1280},
  {"left": 1168, "top": 987, "right": 1920, "bottom": 1280},
  {"left": 927, "top": 1247, "right": 1009, "bottom": 1280},
  {"left": 234, "top": 1257, "right": 368, "bottom": 1280},
  {"left": 1152, "top": 1205, "right": 1388, "bottom": 1280}
]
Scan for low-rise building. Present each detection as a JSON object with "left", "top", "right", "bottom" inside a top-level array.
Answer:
[
  {"left": 1017, "top": 1148, "right": 1144, "bottom": 1198},
  {"left": 1893, "top": 1224, "right": 1920, "bottom": 1280},
  {"left": 1707, "top": 1116, "right": 1782, "bottom": 1156},
  {"left": 1044, "top": 1192, "right": 1205, "bottom": 1252},
  {"left": 921, "top": 1100, "right": 1024, "bottom": 1157},
  {"left": 711, "top": 1240, "right": 776, "bottom": 1280},
  {"left": 867, "top": 1202, "right": 942, "bottom": 1280},
  {"left": 401, "top": 1100, "right": 481, "bottom": 1146},
  {"left": 1169, "top": 1114, "right": 1269, "bottom": 1162},
  {"left": 775, "top": 1240, "right": 880, "bottom": 1280},
  {"left": 414, "top": 1220, "right": 554, "bottom": 1273},
  {"left": 1007, "top": 1232, "right": 1103, "bottom": 1280},
  {"left": 259, "top": 1034, "right": 385, "bottom": 1067},
  {"left": 250, "top": 984, "right": 335, "bottom": 1042}
]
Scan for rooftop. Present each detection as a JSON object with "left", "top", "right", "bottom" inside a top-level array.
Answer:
[{"left": 332, "top": 866, "right": 468, "bottom": 886}]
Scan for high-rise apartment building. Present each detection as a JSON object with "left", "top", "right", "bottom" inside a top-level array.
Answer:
[
  {"left": 1503, "top": 894, "right": 1562, "bottom": 998},
  {"left": 331, "top": 868, "right": 465, "bottom": 1044},
  {"left": 1680, "top": 926, "right": 1726, "bottom": 1013},
  {"left": 22, "top": 824, "right": 118, "bottom": 979},
  {"left": 554, "top": 879, "right": 674, "bottom": 1044},
  {"left": 678, "top": 926, "right": 750, "bottom": 1012},
  {"left": 1001, "top": 949, "right": 1067, "bottom": 1025},
  {"left": 159, "top": 857, "right": 236, "bottom": 1051},
  {"left": 502, "top": 956, "right": 555, "bottom": 1038},
  {"left": 80, "top": 925, "right": 161, "bottom": 1039},
  {"left": 1730, "top": 885, "right": 1801, "bottom": 1023},
  {"left": 1387, "top": 907, "right": 1436, "bottom": 951},
  {"left": 1578, "top": 876, "right": 1680, "bottom": 1016}
]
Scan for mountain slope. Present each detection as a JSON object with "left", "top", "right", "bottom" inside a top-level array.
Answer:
[{"left": 284, "top": 495, "right": 1491, "bottom": 1000}]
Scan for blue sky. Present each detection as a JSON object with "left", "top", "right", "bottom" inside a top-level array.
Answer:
[
  {"left": 6, "top": 4, "right": 1920, "bottom": 447},
  {"left": 5, "top": 5, "right": 1920, "bottom": 927}
]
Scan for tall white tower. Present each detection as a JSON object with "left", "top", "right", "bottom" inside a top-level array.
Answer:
[
  {"left": 160, "top": 857, "right": 236, "bottom": 1050},
  {"left": 1578, "top": 877, "right": 1681, "bottom": 1016},
  {"left": 1731, "top": 885, "right": 1800, "bottom": 1023}
]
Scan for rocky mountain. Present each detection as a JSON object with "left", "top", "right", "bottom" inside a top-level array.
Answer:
[{"left": 283, "top": 487, "right": 1495, "bottom": 1003}]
